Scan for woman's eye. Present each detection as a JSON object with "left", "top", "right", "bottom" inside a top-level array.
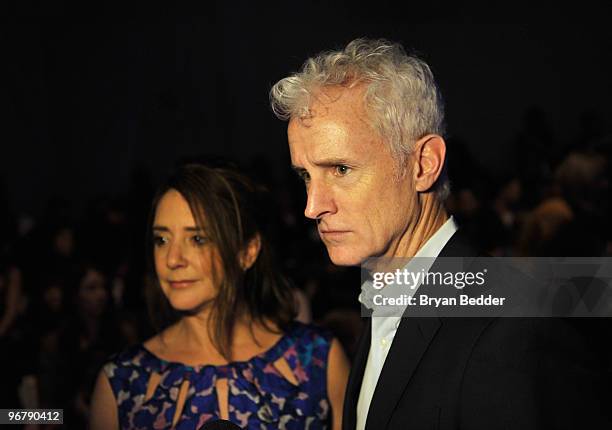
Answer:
[
  {"left": 335, "top": 165, "right": 351, "bottom": 176},
  {"left": 153, "top": 235, "right": 168, "bottom": 246},
  {"left": 192, "top": 235, "right": 209, "bottom": 246}
]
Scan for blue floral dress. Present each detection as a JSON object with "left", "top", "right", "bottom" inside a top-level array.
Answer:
[{"left": 103, "top": 322, "right": 333, "bottom": 429}]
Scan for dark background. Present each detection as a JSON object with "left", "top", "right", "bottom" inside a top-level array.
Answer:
[{"left": 3, "top": 2, "right": 611, "bottom": 217}]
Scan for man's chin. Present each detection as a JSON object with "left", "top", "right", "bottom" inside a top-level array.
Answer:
[{"left": 326, "top": 247, "right": 365, "bottom": 267}]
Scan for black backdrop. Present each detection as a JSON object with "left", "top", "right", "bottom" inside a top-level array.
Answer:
[{"left": 3, "top": 2, "right": 612, "bottom": 216}]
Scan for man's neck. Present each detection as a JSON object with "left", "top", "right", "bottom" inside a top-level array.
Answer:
[{"left": 392, "top": 195, "right": 449, "bottom": 259}]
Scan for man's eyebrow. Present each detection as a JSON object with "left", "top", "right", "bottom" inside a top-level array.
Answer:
[
  {"left": 312, "top": 157, "right": 352, "bottom": 167},
  {"left": 292, "top": 158, "right": 353, "bottom": 173}
]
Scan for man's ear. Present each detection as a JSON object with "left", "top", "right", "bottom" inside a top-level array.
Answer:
[
  {"left": 239, "top": 234, "right": 262, "bottom": 270},
  {"left": 412, "top": 134, "right": 446, "bottom": 193}
]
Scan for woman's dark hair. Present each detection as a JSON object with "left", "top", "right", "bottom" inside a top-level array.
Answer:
[{"left": 145, "top": 164, "right": 296, "bottom": 359}]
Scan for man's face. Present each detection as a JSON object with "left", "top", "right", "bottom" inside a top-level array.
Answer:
[{"left": 288, "top": 86, "right": 418, "bottom": 266}]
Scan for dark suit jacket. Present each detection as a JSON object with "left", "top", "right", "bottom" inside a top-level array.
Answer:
[{"left": 343, "top": 230, "right": 611, "bottom": 430}]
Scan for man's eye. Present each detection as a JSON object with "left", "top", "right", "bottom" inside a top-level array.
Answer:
[
  {"left": 299, "top": 171, "right": 311, "bottom": 183},
  {"left": 192, "top": 235, "right": 209, "bottom": 246},
  {"left": 153, "top": 235, "right": 168, "bottom": 246},
  {"left": 335, "top": 165, "right": 351, "bottom": 176}
]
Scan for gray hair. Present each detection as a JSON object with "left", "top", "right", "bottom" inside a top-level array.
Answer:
[{"left": 270, "top": 38, "right": 450, "bottom": 200}]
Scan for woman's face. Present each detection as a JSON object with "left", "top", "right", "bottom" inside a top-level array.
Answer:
[
  {"left": 153, "top": 189, "right": 222, "bottom": 313},
  {"left": 78, "top": 269, "right": 108, "bottom": 317},
  {"left": 44, "top": 284, "right": 63, "bottom": 313}
]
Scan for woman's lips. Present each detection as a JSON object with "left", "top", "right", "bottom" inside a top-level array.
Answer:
[{"left": 168, "top": 280, "right": 198, "bottom": 289}]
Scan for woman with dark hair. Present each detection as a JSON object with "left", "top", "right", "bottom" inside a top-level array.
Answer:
[{"left": 90, "top": 164, "right": 349, "bottom": 430}]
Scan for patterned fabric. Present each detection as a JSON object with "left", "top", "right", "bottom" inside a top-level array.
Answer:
[{"left": 103, "top": 322, "right": 333, "bottom": 429}]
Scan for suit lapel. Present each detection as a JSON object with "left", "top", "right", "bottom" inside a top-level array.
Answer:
[
  {"left": 364, "top": 316, "right": 441, "bottom": 429},
  {"left": 343, "top": 317, "right": 371, "bottom": 430}
]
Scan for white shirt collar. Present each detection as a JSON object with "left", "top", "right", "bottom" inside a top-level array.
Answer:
[{"left": 413, "top": 215, "right": 459, "bottom": 259}]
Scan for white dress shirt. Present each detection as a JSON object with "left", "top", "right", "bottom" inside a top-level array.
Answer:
[{"left": 356, "top": 217, "right": 458, "bottom": 430}]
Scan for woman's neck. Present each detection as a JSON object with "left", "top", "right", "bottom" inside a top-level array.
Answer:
[{"left": 155, "top": 310, "right": 281, "bottom": 365}]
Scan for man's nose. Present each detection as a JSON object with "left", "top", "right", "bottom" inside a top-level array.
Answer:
[
  {"left": 167, "top": 241, "right": 187, "bottom": 269},
  {"left": 304, "top": 180, "right": 336, "bottom": 220}
]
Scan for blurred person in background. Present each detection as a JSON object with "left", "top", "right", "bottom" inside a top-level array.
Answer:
[
  {"left": 39, "top": 262, "right": 123, "bottom": 428},
  {"left": 517, "top": 151, "right": 608, "bottom": 256},
  {"left": 0, "top": 263, "right": 25, "bottom": 408}
]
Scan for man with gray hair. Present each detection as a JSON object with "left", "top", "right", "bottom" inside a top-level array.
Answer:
[{"left": 271, "top": 38, "right": 609, "bottom": 429}]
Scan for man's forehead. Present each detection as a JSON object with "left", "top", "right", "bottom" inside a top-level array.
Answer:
[
  {"left": 289, "top": 117, "right": 349, "bottom": 141},
  {"left": 287, "top": 84, "right": 385, "bottom": 165},
  {"left": 288, "top": 125, "right": 353, "bottom": 164}
]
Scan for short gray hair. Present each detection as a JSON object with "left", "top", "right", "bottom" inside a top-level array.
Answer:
[{"left": 270, "top": 38, "right": 450, "bottom": 200}]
